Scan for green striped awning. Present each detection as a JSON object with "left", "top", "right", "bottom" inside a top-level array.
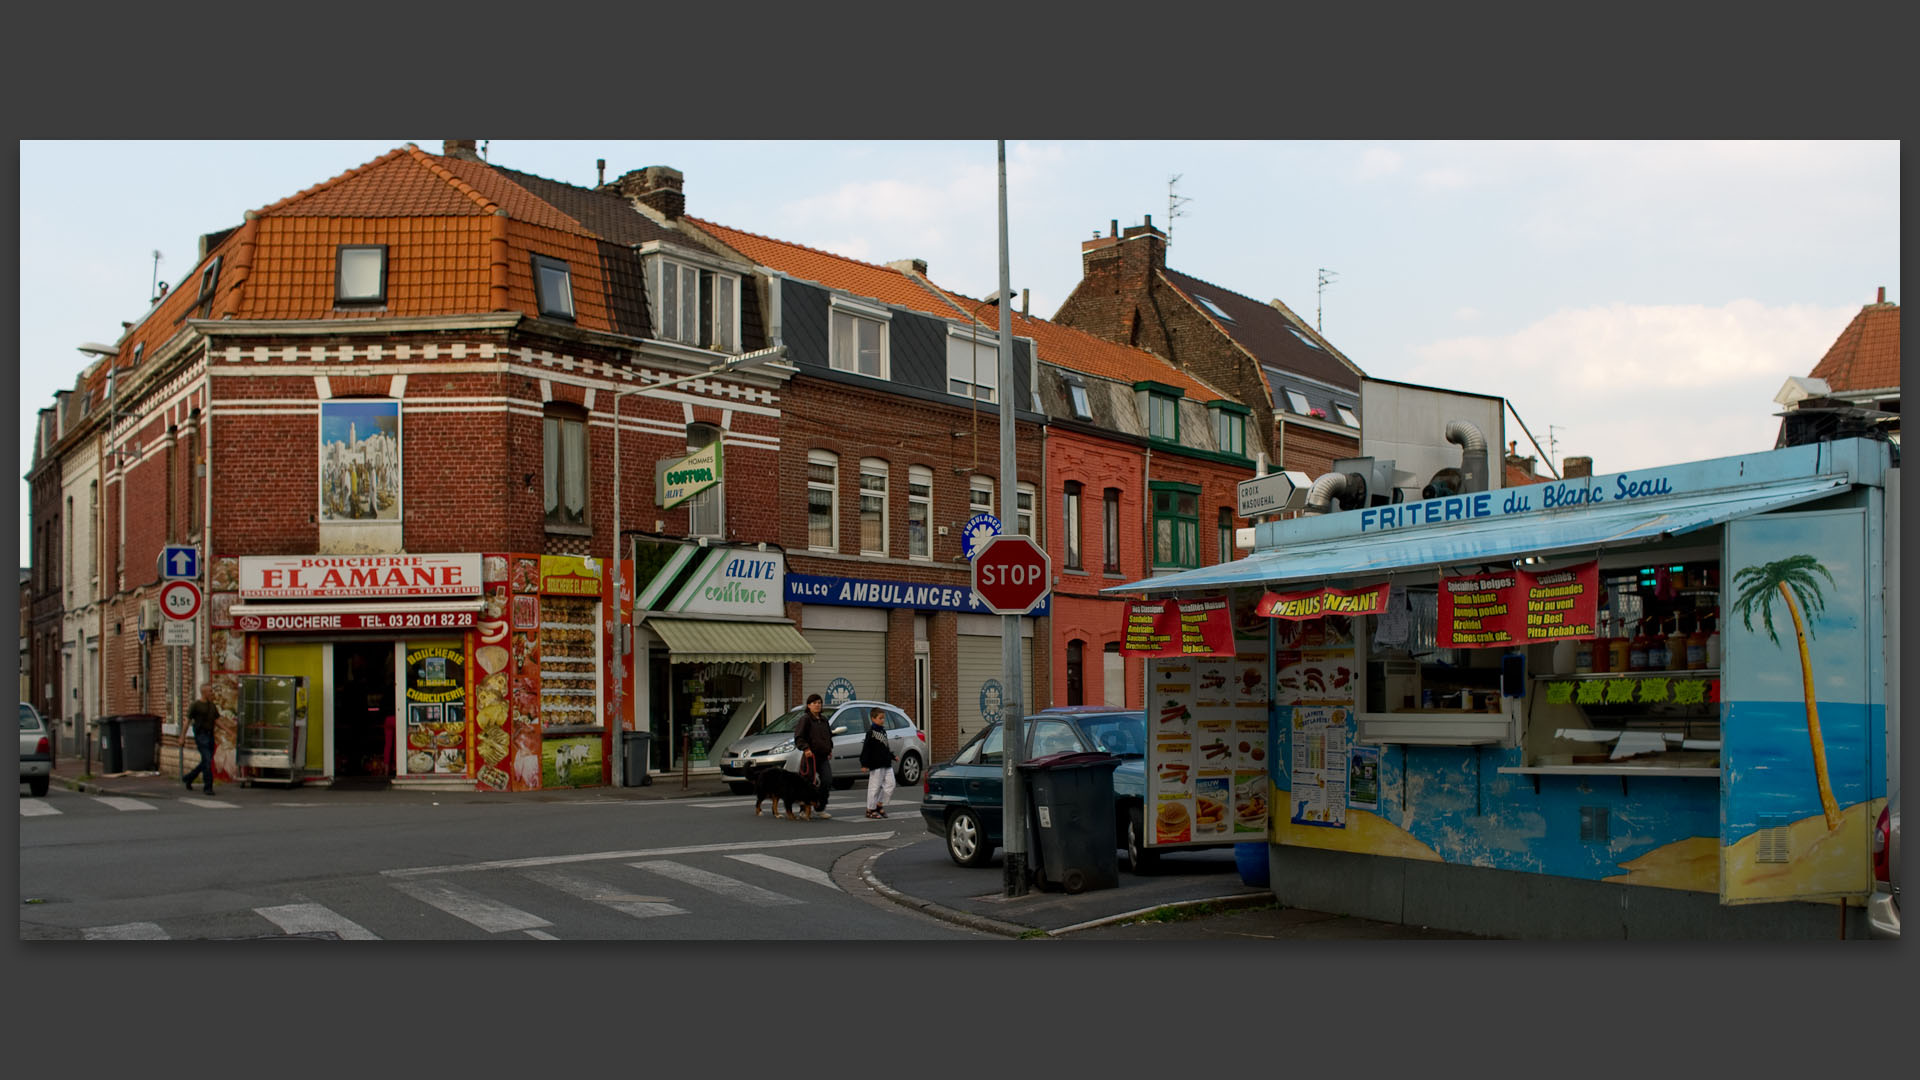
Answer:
[{"left": 646, "top": 618, "right": 816, "bottom": 663}]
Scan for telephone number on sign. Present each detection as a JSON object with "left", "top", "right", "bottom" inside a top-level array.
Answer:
[{"left": 237, "top": 611, "right": 478, "bottom": 633}]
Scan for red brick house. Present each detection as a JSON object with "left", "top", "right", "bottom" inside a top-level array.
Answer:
[
  {"left": 1052, "top": 217, "right": 1363, "bottom": 480},
  {"left": 45, "top": 141, "right": 791, "bottom": 790},
  {"left": 1774, "top": 286, "right": 1900, "bottom": 448}
]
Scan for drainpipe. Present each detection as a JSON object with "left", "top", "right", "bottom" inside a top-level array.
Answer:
[
  {"left": 1445, "top": 419, "right": 1488, "bottom": 493},
  {"left": 1301, "top": 471, "right": 1366, "bottom": 514}
]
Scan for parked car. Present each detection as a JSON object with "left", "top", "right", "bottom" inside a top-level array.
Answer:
[
  {"left": 718, "top": 699, "right": 926, "bottom": 795},
  {"left": 920, "top": 706, "right": 1237, "bottom": 873},
  {"left": 1869, "top": 789, "right": 1900, "bottom": 939},
  {"left": 20, "top": 702, "right": 53, "bottom": 797}
]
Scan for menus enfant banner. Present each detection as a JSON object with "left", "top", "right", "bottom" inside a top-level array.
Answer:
[{"left": 1438, "top": 560, "right": 1599, "bottom": 648}]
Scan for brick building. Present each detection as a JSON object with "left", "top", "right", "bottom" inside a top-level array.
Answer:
[{"left": 1051, "top": 217, "right": 1363, "bottom": 480}]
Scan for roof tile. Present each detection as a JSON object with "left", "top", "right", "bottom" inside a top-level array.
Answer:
[{"left": 1809, "top": 298, "right": 1900, "bottom": 393}]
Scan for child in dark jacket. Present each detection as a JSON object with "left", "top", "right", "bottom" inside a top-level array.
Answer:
[{"left": 859, "top": 708, "right": 896, "bottom": 819}]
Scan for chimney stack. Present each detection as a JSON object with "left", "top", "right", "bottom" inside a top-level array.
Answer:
[
  {"left": 617, "top": 166, "right": 685, "bottom": 220},
  {"left": 1022, "top": 288, "right": 1029, "bottom": 317},
  {"left": 887, "top": 258, "right": 929, "bottom": 277},
  {"left": 1563, "top": 456, "right": 1593, "bottom": 479},
  {"left": 597, "top": 159, "right": 606, "bottom": 187},
  {"left": 443, "top": 140, "right": 483, "bottom": 162},
  {"left": 1878, "top": 286, "right": 1886, "bottom": 304}
]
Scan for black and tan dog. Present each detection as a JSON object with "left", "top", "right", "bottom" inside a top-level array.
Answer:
[{"left": 751, "top": 765, "right": 819, "bottom": 821}]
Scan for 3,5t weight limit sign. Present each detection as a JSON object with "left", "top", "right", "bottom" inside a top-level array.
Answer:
[{"left": 160, "top": 580, "right": 203, "bottom": 621}]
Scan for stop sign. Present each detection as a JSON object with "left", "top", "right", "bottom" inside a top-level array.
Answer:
[{"left": 971, "top": 534, "right": 1051, "bottom": 615}]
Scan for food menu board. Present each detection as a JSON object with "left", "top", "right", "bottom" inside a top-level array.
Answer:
[
  {"left": 1146, "top": 653, "right": 1270, "bottom": 847},
  {"left": 1288, "top": 707, "right": 1349, "bottom": 827},
  {"left": 403, "top": 640, "right": 469, "bottom": 775},
  {"left": 1438, "top": 560, "right": 1599, "bottom": 648},
  {"left": 538, "top": 594, "right": 599, "bottom": 727},
  {"left": 1122, "top": 597, "right": 1236, "bottom": 658}
]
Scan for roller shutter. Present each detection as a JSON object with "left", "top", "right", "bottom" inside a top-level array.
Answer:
[
  {"left": 955, "top": 632, "right": 1034, "bottom": 744},
  {"left": 800, "top": 628, "right": 888, "bottom": 707}
]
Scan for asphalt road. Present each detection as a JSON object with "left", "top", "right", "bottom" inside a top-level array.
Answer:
[{"left": 20, "top": 783, "right": 986, "bottom": 941}]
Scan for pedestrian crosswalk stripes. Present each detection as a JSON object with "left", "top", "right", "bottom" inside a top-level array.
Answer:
[
  {"left": 256, "top": 902, "right": 381, "bottom": 940},
  {"left": 518, "top": 868, "right": 688, "bottom": 919},
  {"left": 391, "top": 879, "right": 552, "bottom": 934},
  {"left": 93, "top": 797, "right": 156, "bottom": 812},
  {"left": 20, "top": 801, "right": 61, "bottom": 817},
  {"left": 726, "top": 852, "right": 841, "bottom": 892},
  {"left": 84, "top": 921, "right": 168, "bottom": 940},
  {"left": 629, "top": 859, "right": 804, "bottom": 907},
  {"left": 383, "top": 830, "right": 894, "bottom": 878},
  {"left": 179, "top": 797, "right": 239, "bottom": 809}
]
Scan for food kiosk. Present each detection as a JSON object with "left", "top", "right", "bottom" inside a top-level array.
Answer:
[{"left": 1108, "top": 437, "right": 1897, "bottom": 938}]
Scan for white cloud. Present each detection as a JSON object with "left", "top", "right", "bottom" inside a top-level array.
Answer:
[
  {"left": 1404, "top": 300, "right": 1856, "bottom": 473},
  {"left": 1356, "top": 146, "right": 1403, "bottom": 180},
  {"left": 1454, "top": 307, "right": 1481, "bottom": 322},
  {"left": 1418, "top": 167, "right": 1471, "bottom": 190}
]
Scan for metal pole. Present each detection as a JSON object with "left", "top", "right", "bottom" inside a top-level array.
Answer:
[
  {"left": 996, "top": 140, "right": 1028, "bottom": 897},
  {"left": 610, "top": 389, "right": 625, "bottom": 789}
]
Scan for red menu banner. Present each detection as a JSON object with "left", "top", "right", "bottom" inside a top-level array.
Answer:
[
  {"left": 1438, "top": 560, "right": 1599, "bottom": 648},
  {"left": 1121, "top": 597, "right": 1236, "bottom": 657},
  {"left": 1254, "top": 583, "right": 1390, "bottom": 621}
]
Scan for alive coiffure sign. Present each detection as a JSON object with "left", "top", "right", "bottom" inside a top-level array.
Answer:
[{"left": 238, "top": 554, "right": 484, "bottom": 599}]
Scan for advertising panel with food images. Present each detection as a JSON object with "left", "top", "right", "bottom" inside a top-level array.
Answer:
[
  {"left": 404, "top": 640, "right": 468, "bottom": 776},
  {"left": 1288, "top": 706, "right": 1349, "bottom": 828},
  {"left": 1145, "top": 653, "right": 1271, "bottom": 849}
]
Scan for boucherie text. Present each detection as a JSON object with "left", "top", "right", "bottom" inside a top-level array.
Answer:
[{"left": 239, "top": 554, "right": 483, "bottom": 599}]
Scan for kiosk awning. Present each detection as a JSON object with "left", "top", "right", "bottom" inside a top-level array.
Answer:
[
  {"left": 1106, "top": 475, "right": 1849, "bottom": 597},
  {"left": 646, "top": 618, "right": 816, "bottom": 663}
]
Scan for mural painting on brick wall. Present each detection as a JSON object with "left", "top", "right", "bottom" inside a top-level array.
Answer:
[{"left": 318, "top": 400, "right": 400, "bottom": 522}]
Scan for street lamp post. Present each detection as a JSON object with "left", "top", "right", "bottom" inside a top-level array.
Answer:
[{"left": 608, "top": 345, "right": 784, "bottom": 788}]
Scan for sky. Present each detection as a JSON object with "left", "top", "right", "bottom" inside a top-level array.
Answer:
[{"left": 16, "top": 139, "right": 1901, "bottom": 560}]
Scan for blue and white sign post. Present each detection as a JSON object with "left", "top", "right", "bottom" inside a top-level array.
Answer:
[{"left": 161, "top": 545, "right": 200, "bottom": 581}]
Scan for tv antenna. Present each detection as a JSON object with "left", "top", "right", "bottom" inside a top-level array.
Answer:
[
  {"left": 1167, "top": 174, "right": 1191, "bottom": 243},
  {"left": 149, "top": 250, "right": 164, "bottom": 303},
  {"left": 1316, "top": 268, "right": 1339, "bottom": 333},
  {"left": 1548, "top": 424, "right": 1566, "bottom": 463}
]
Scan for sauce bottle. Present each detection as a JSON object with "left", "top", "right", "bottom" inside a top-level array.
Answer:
[
  {"left": 1589, "top": 616, "right": 1610, "bottom": 673},
  {"left": 1573, "top": 637, "right": 1594, "bottom": 674},
  {"left": 1704, "top": 611, "right": 1721, "bottom": 670},
  {"left": 1665, "top": 618, "right": 1687, "bottom": 673},
  {"left": 1686, "top": 615, "right": 1708, "bottom": 670},
  {"left": 1608, "top": 620, "right": 1631, "bottom": 673},
  {"left": 1629, "top": 619, "right": 1650, "bottom": 672},
  {"left": 1646, "top": 618, "right": 1668, "bottom": 670}
]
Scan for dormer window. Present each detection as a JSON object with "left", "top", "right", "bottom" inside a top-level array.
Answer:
[
  {"left": 1336, "top": 404, "right": 1360, "bottom": 428},
  {"left": 656, "top": 256, "right": 739, "bottom": 352},
  {"left": 831, "top": 296, "right": 890, "bottom": 379},
  {"left": 532, "top": 255, "right": 575, "bottom": 320},
  {"left": 1285, "top": 325, "right": 1324, "bottom": 350},
  {"left": 1209, "top": 401, "right": 1249, "bottom": 457},
  {"left": 1283, "top": 388, "right": 1311, "bottom": 415},
  {"left": 1135, "top": 381, "right": 1183, "bottom": 441},
  {"left": 196, "top": 256, "right": 222, "bottom": 315},
  {"left": 946, "top": 326, "right": 997, "bottom": 402},
  {"left": 336, "top": 245, "right": 388, "bottom": 305},
  {"left": 1064, "top": 374, "right": 1092, "bottom": 421},
  {"left": 130, "top": 343, "right": 145, "bottom": 370},
  {"left": 1195, "top": 295, "right": 1234, "bottom": 322}
]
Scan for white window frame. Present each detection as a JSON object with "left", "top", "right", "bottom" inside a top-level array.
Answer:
[
  {"left": 859, "top": 457, "right": 889, "bottom": 556},
  {"left": 1283, "top": 388, "right": 1311, "bottom": 415},
  {"left": 830, "top": 295, "right": 891, "bottom": 379},
  {"left": 1016, "top": 482, "right": 1035, "bottom": 538},
  {"left": 807, "top": 450, "right": 839, "bottom": 552},
  {"left": 532, "top": 254, "right": 575, "bottom": 320},
  {"left": 1336, "top": 404, "right": 1360, "bottom": 428},
  {"left": 1213, "top": 409, "right": 1246, "bottom": 456},
  {"left": 908, "top": 465, "right": 933, "bottom": 561},
  {"left": 336, "top": 244, "right": 387, "bottom": 305},
  {"left": 969, "top": 475, "right": 994, "bottom": 519},
  {"left": 1067, "top": 379, "right": 1092, "bottom": 421},
  {"left": 654, "top": 254, "right": 741, "bottom": 352},
  {"left": 946, "top": 326, "right": 999, "bottom": 403},
  {"left": 543, "top": 411, "right": 589, "bottom": 529},
  {"left": 1063, "top": 482, "right": 1082, "bottom": 570}
]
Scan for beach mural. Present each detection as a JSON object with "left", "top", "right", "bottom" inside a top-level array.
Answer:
[
  {"left": 319, "top": 399, "right": 401, "bottom": 522},
  {"left": 1720, "top": 509, "right": 1880, "bottom": 903}
]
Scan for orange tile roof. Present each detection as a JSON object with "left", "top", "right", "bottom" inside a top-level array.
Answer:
[
  {"left": 1810, "top": 295, "right": 1900, "bottom": 393},
  {"left": 685, "top": 217, "right": 972, "bottom": 319},
  {"left": 948, "top": 296, "right": 1229, "bottom": 403}
]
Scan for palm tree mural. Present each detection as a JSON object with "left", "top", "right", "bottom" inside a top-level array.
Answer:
[{"left": 1731, "top": 555, "right": 1841, "bottom": 831}]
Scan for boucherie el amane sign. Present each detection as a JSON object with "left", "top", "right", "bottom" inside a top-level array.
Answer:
[{"left": 239, "top": 554, "right": 483, "bottom": 599}]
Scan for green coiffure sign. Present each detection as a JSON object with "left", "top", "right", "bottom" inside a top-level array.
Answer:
[{"left": 657, "top": 441, "right": 722, "bottom": 510}]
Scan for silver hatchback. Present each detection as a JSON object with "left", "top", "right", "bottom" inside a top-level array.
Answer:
[
  {"left": 719, "top": 700, "right": 926, "bottom": 795},
  {"left": 20, "top": 702, "right": 54, "bottom": 797}
]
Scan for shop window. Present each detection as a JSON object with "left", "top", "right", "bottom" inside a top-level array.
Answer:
[
  {"left": 532, "top": 254, "right": 575, "bottom": 320},
  {"left": 543, "top": 409, "right": 588, "bottom": 529},
  {"left": 860, "top": 458, "right": 888, "bottom": 555},
  {"left": 686, "top": 423, "right": 722, "bottom": 538},
  {"left": 1063, "top": 482, "right": 1082, "bottom": 569},
  {"left": 1103, "top": 488, "right": 1121, "bottom": 573},
  {"left": 907, "top": 465, "right": 933, "bottom": 561},
  {"left": 1151, "top": 483, "right": 1199, "bottom": 569},
  {"left": 807, "top": 450, "right": 838, "bottom": 551}
]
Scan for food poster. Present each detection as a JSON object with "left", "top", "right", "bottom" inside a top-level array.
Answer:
[
  {"left": 1437, "top": 560, "right": 1599, "bottom": 648},
  {"left": 1289, "top": 706, "right": 1349, "bottom": 827},
  {"left": 1147, "top": 653, "right": 1270, "bottom": 847},
  {"left": 1348, "top": 745, "right": 1381, "bottom": 812},
  {"left": 473, "top": 556, "right": 514, "bottom": 790},
  {"left": 403, "top": 640, "right": 469, "bottom": 775},
  {"left": 538, "top": 592, "right": 599, "bottom": 728},
  {"left": 482, "top": 553, "right": 549, "bottom": 791},
  {"left": 540, "top": 734, "right": 603, "bottom": 789}
]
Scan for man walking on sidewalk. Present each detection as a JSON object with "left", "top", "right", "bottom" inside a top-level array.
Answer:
[{"left": 182, "top": 683, "right": 218, "bottom": 794}]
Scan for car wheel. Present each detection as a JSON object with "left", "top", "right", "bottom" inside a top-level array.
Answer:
[
  {"left": 947, "top": 808, "right": 995, "bottom": 868},
  {"left": 29, "top": 775, "right": 50, "bottom": 797},
  {"left": 895, "top": 751, "right": 923, "bottom": 786},
  {"left": 1126, "top": 806, "right": 1158, "bottom": 874},
  {"left": 728, "top": 781, "right": 753, "bottom": 796}
]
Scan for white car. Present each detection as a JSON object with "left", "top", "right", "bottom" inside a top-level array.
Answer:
[
  {"left": 20, "top": 702, "right": 53, "bottom": 797},
  {"left": 718, "top": 700, "right": 926, "bottom": 795}
]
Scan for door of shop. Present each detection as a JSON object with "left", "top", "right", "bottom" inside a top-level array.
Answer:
[
  {"left": 260, "top": 642, "right": 329, "bottom": 776},
  {"left": 802, "top": 628, "right": 887, "bottom": 707},
  {"left": 333, "top": 641, "right": 396, "bottom": 781}
]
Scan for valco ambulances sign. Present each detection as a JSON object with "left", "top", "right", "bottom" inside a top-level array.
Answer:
[{"left": 239, "top": 554, "right": 483, "bottom": 599}]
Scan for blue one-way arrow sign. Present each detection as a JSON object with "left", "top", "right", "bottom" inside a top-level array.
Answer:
[{"left": 161, "top": 545, "right": 200, "bottom": 581}]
